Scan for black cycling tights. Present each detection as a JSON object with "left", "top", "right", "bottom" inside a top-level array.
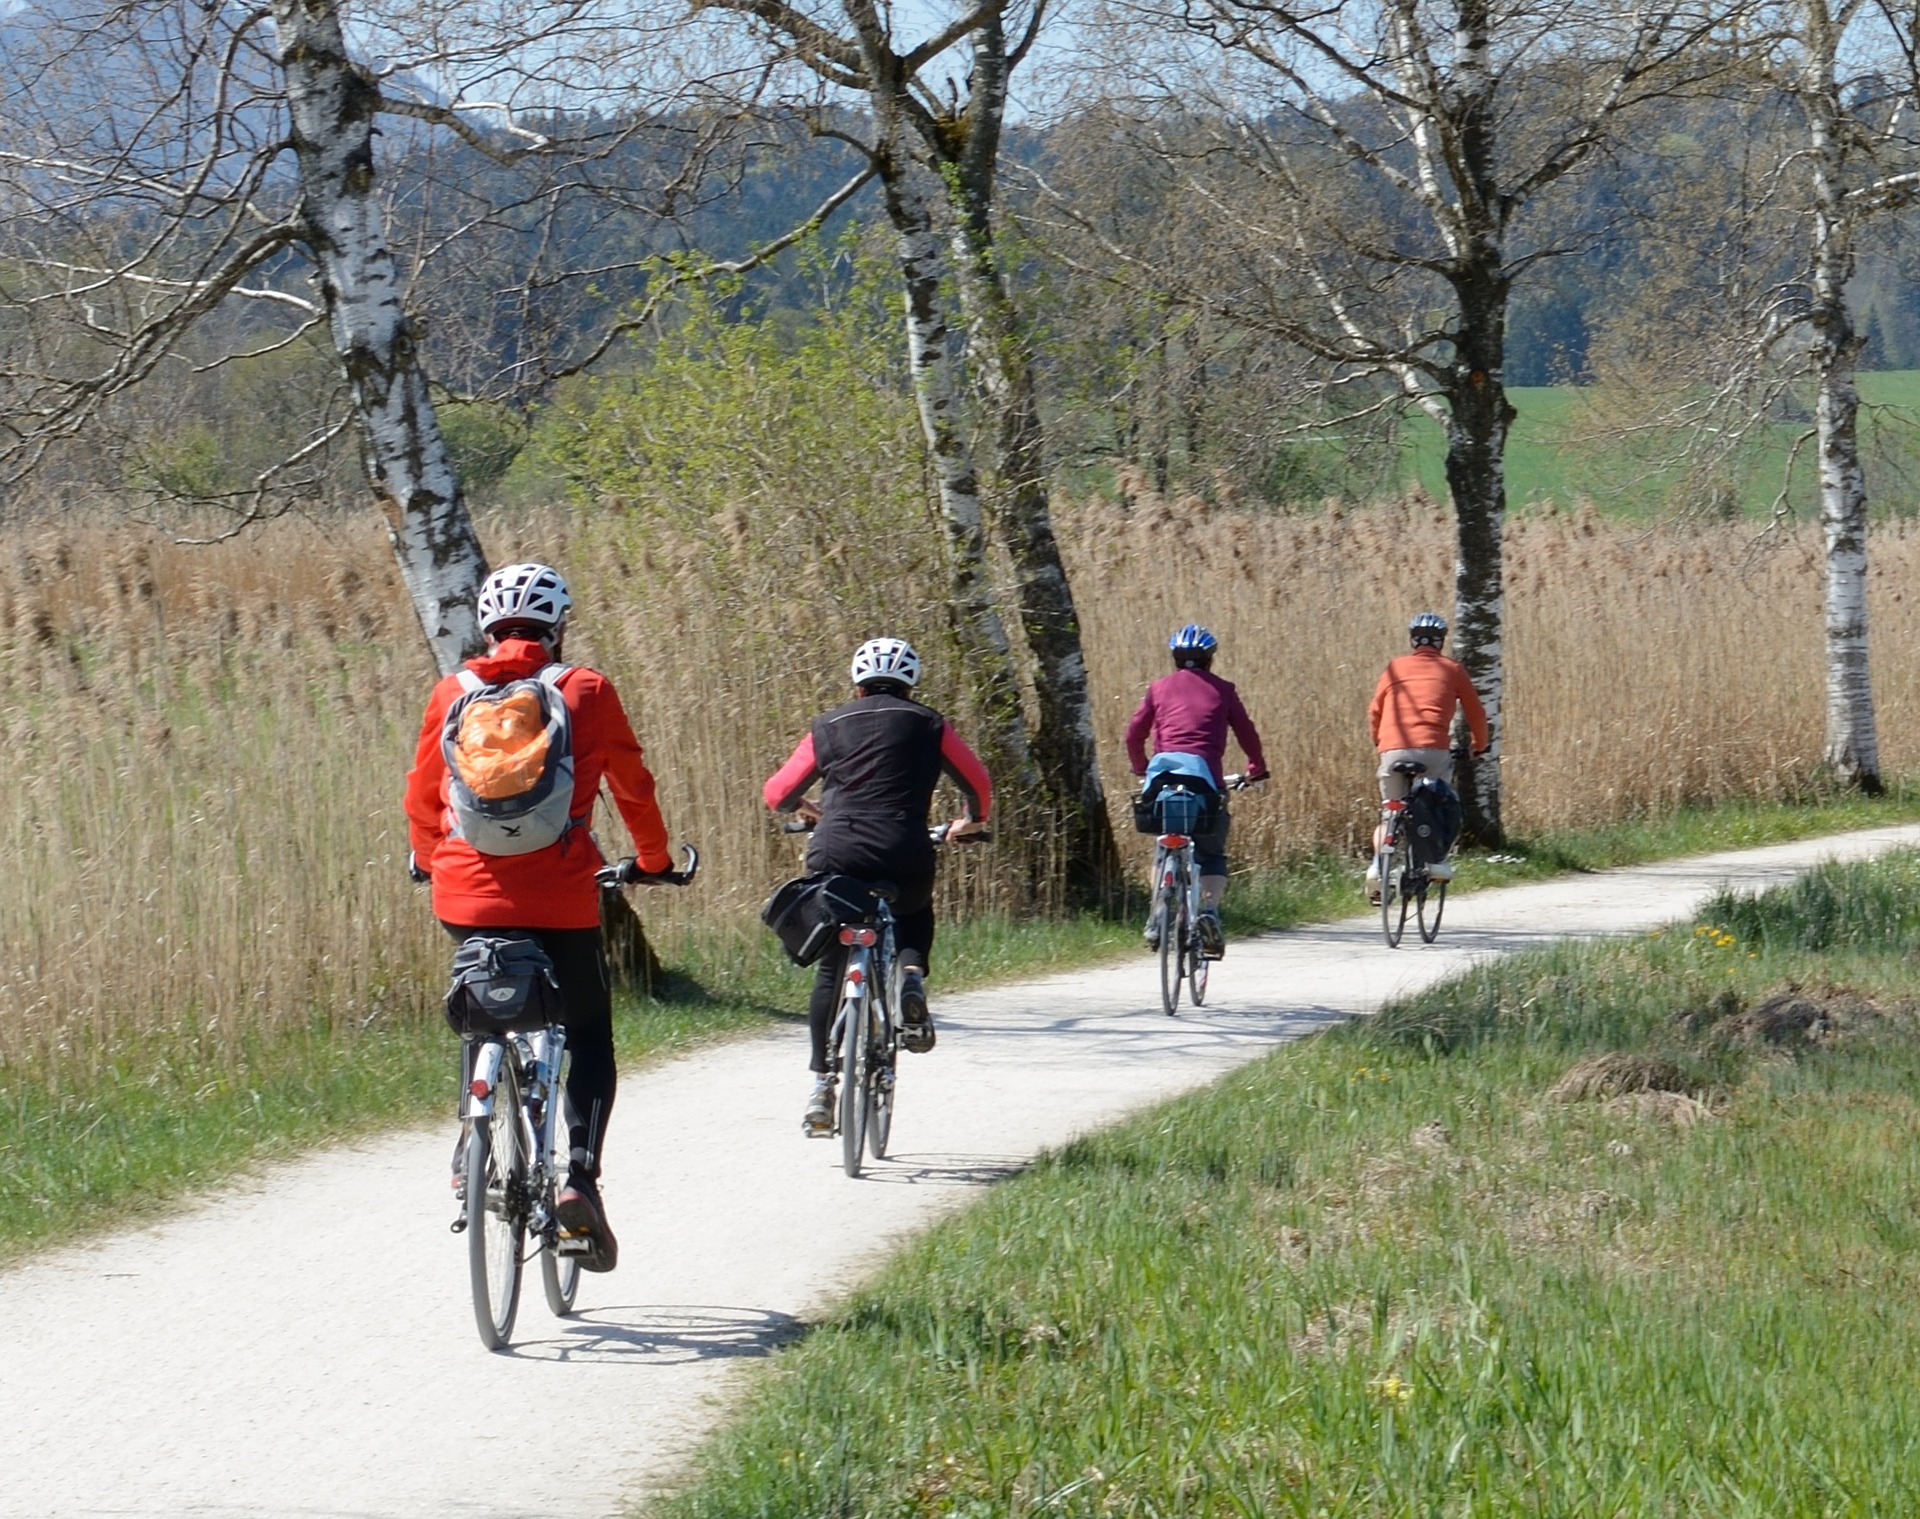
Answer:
[
  {"left": 807, "top": 903, "right": 934, "bottom": 1073},
  {"left": 443, "top": 923, "right": 614, "bottom": 1175}
]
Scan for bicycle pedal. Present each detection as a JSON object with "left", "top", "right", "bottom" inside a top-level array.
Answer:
[
  {"left": 449, "top": 1216, "right": 468, "bottom": 1235},
  {"left": 554, "top": 1236, "right": 593, "bottom": 1257}
]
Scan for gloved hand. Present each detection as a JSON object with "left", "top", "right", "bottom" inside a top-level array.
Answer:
[
  {"left": 407, "top": 851, "right": 430, "bottom": 885},
  {"left": 595, "top": 858, "right": 644, "bottom": 889}
]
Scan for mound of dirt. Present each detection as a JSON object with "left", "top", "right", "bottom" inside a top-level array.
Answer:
[
  {"left": 1706, "top": 985, "right": 1895, "bottom": 1048},
  {"left": 1602, "top": 1090, "right": 1713, "bottom": 1127},
  {"left": 1547, "top": 1051, "right": 1698, "bottom": 1103}
]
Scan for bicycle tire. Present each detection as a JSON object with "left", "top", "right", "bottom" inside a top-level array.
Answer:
[
  {"left": 1190, "top": 925, "right": 1210, "bottom": 1005},
  {"left": 541, "top": 1239, "right": 580, "bottom": 1317},
  {"left": 1417, "top": 876, "right": 1447, "bottom": 943},
  {"left": 866, "top": 1042, "right": 894, "bottom": 1161},
  {"left": 839, "top": 990, "right": 867, "bottom": 1178},
  {"left": 466, "top": 1060, "right": 526, "bottom": 1351},
  {"left": 1383, "top": 837, "right": 1413, "bottom": 948},
  {"left": 1158, "top": 877, "right": 1184, "bottom": 1016}
]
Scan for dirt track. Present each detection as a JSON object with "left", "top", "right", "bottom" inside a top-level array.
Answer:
[{"left": 5, "top": 823, "right": 1917, "bottom": 1519}]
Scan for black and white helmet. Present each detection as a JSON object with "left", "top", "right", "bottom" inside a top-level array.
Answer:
[
  {"left": 1409, "top": 611, "right": 1448, "bottom": 647},
  {"left": 477, "top": 562, "right": 571, "bottom": 636},
  {"left": 850, "top": 636, "right": 921, "bottom": 690}
]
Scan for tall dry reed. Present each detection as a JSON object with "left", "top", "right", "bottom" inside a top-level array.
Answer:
[{"left": 5, "top": 496, "right": 1917, "bottom": 1084}]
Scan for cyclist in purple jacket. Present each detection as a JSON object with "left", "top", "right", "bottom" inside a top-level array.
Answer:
[{"left": 1124, "top": 624, "right": 1269, "bottom": 955}]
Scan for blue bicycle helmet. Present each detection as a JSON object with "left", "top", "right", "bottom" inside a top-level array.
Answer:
[
  {"left": 1169, "top": 623, "right": 1218, "bottom": 655},
  {"left": 1409, "top": 611, "right": 1447, "bottom": 647}
]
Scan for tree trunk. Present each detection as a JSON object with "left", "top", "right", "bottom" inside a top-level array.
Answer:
[
  {"left": 271, "top": 0, "right": 487, "bottom": 675},
  {"left": 1806, "top": 56, "right": 1882, "bottom": 792},
  {"left": 871, "top": 143, "right": 1036, "bottom": 790},
  {"left": 943, "top": 23, "right": 1122, "bottom": 906},
  {"left": 1442, "top": 280, "right": 1512, "bottom": 847}
]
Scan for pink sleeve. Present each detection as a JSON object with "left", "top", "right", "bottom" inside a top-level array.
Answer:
[
  {"left": 763, "top": 732, "right": 819, "bottom": 812},
  {"left": 1124, "top": 692, "right": 1156, "bottom": 775},
  {"left": 938, "top": 726, "right": 993, "bottom": 820}
]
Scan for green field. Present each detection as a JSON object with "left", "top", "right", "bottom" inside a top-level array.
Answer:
[{"left": 1402, "top": 371, "right": 1920, "bottom": 518}]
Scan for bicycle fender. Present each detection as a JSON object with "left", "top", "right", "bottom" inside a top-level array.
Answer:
[{"left": 465, "top": 1040, "right": 506, "bottom": 1120}]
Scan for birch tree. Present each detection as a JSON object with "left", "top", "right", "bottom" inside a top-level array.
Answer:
[
  {"left": 687, "top": 0, "right": 1124, "bottom": 900},
  {"left": 0, "top": 0, "right": 852, "bottom": 672},
  {"left": 1071, "top": 0, "right": 1730, "bottom": 841}
]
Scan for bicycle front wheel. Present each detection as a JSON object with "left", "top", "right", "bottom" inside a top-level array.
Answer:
[
  {"left": 839, "top": 991, "right": 868, "bottom": 1178},
  {"left": 1190, "top": 924, "right": 1210, "bottom": 1006},
  {"left": 1159, "top": 882, "right": 1186, "bottom": 1016},
  {"left": 541, "top": 1234, "right": 580, "bottom": 1317},
  {"left": 1417, "top": 876, "right": 1448, "bottom": 944},
  {"left": 466, "top": 1062, "right": 527, "bottom": 1351},
  {"left": 1382, "top": 839, "right": 1413, "bottom": 948}
]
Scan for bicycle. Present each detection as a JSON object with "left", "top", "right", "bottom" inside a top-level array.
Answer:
[
  {"left": 780, "top": 820, "right": 986, "bottom": 1178},
  {"left": 1373, "top": 762, "right": 1445, "bottom": 947},
  {"left": 450, "top": 843, "right": 697, "bottom": 1351},
  {"left": 1143, "top": 772, "right": 1251, "bottom": 1016}
]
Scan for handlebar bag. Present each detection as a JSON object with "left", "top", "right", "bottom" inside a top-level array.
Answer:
[
  {"left": 761, "top": 873, "right": 881, "bottom": 966},
  {"left": 445, "top": 933, "right": 564, "bottom": 1036}
]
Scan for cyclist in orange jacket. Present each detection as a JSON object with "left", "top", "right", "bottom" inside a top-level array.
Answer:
[
  {"left": 1366, "top": 611, "right": 1488, "bottom": 900},
  {"left": 404, "top": 562, "right": 679, "bottom": 1272}
]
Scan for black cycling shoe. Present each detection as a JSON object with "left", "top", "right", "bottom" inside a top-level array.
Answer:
[
  {"left": 898, "top": 972, "right": 936, "bottom": 1053},
  {"left": 554, "top": 1172, "right": 619, "bottom": 1273},
  {"left": 1197, "top": 909, "right": 1226, "bottom": 959}
]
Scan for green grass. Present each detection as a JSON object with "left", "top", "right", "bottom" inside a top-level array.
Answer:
[
  {"left": 650, "top": 850, "right": 1920, "bottom": 1516},
  {"left": 1401, "top": 372, "right": 1920, "bottom": 518},
  {"left": 10, "top": 786, "right": 1917, "bottom": 1263}
]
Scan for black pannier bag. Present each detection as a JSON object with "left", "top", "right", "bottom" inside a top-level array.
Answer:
[
  {"left": 1405, "top": 776, "right": 1463, "bottom": 866},
  {"left": 1133, "top": 776, "right": 1217, "bottom": 836},
  {"left": 444, "top": 933, "right": 564, "bottom": 1036},
  {"left": 761, "top": 873, "right": 881, "bottom": 967}
]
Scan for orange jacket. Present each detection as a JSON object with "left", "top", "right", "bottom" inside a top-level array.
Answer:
[
  {"left": 404, "top": 638, "right": 672, "bottom": 929},
  {"left": 1369, "top": 648, "right": 1489, "bottom": 754}
]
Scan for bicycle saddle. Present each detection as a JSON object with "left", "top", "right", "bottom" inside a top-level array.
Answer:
[
  {"left": 868, "top": 881, "right": 900, "bottom": 904},
  {"left": 1390, "top": 760, "right": 1429, "bottom": 776}
]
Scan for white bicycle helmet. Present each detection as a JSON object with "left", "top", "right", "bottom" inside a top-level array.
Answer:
[
  {"left": 1409, "top": 610, "right": 1448, "bottom": 647},
  {"left": 477, "top": 562, "right": 572, "bottom": 636},
  {"left": 850, "top": 636, "right": 921, "bottom": 690}
]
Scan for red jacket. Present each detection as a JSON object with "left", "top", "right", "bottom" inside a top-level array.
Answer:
[
  {"left": 404, "top": 638, "right": 672, "bottom": 929},
  {"left": 1369, "top": 648, "right": 1489, "bottom": 754}
]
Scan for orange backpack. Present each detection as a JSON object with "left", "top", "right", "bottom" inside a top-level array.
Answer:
[{"left": 440, "top": 664, "right": 577, "bottom": 855}]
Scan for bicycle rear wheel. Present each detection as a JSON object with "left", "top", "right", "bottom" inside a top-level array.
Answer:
[
  {"left": 1158, "top": 882, "right": 1185, "bottom": 1016},
  {"left": 839, "top": 991, "right": 868, "bottom": 1178},
  {"left": 1417, "top": 877, "right": 1447, "bottom": 943},
  {"left": 1382, "top": 839, "right": 1413, "bottom": 948},
  {"left": 466, "top": 1060, "right": 526, "bottom": 1351}
]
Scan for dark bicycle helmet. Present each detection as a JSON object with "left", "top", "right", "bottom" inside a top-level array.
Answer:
[
  {"left": 1169, "top": 623, "right": 1218, "bottom": 665},
  {"left": 1409, "top": 611, "right": 1448, "bottom": 647}
]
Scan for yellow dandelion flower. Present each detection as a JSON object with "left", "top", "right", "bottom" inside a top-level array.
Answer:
[{"left": 1369, "top": 1374, "right": 1414, "bottom": 1404}]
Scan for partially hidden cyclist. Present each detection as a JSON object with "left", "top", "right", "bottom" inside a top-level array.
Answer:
[
  {"left": 1365, "top": 610, "right": 1489, "bottom": 903},
  {"left": 1124, "top": 624, "right": 1269, "bottom": 956},
  {"left": 404, "top": 562, "right": 680, "bottom": 1272},
  {"left": 761, "top": 637, "right": 992, "bottom": 1137}
]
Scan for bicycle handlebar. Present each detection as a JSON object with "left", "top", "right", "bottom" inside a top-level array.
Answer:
[
  {"left": 780, "top": 816, "right": 989, "bottom": 844},
  {"left": 596, "top": 842, "right": 700, "bottom": 889}
]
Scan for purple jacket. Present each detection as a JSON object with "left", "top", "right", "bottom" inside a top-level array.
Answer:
[{"left": 1125, "top": 667, "right": 1268, "bottom": 786}]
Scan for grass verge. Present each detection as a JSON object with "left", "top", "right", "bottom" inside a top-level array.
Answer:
[{"left": 650, "top": 848, "right": 1920, "bottom": 1515}]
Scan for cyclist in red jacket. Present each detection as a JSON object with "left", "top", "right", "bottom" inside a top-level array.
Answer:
[
  {"left": 763, "top": 637, "right": 991, "bottom": 1135},
  {"left": 404, "top": 562, "right": 678, "bottom": 1272},
  {"left": 1365, "top": 610, "right": 1489, "bottom": 901}
]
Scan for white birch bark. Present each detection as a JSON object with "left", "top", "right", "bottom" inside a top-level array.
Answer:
[
  {"left": 1801, "top": 1, "right": 1882, "bottom": 789},
  {"left": 271, "top": 0, "right": 486, "bottom": 675}
]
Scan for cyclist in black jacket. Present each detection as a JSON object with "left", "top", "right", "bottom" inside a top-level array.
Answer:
[{"left": 762, "top": 637, "right": 992, "bottom": 1135}]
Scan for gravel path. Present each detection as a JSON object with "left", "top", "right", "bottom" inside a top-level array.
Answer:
[{"left": 5, "top": 823, "right": 1917, "bottom": 1519}]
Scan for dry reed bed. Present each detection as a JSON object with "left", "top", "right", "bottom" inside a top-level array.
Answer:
[{"left": 5, "top": 500, "right": 1917, "bottom": 1081}]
